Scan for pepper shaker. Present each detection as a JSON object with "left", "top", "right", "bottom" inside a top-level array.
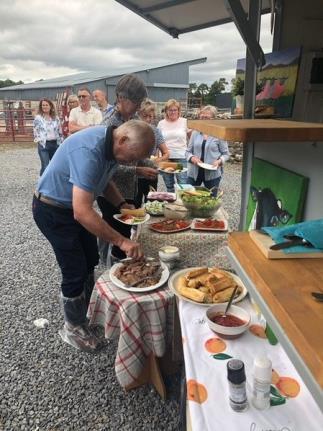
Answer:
[{"left": 227, "top": 359, "right": 248, "bottom": 412}]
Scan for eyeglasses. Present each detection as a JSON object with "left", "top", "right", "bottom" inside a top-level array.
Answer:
[
  {"left": 78, "top": 95, "right": 89, "bottom": 99},
  {"left": 168, "top": 109, "right": 179, "bottom": 113}
]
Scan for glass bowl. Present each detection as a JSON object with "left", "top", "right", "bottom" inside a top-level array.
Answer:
[{"left": 182, "top": 197, "right": 221, "bottom": 218}]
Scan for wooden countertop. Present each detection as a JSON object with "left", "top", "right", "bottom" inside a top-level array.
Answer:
[
  {"left": 228, "top": 231, "right": 323, "bottom": 388},
  {"left": 188, "top": 119, "right": 323, "bottom": 142}
]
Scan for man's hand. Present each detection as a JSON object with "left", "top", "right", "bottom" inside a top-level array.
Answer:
[
  {"left": 119, "top": 238, "right": 143, "bottom": 259},
  {"left": 136, "top": 167, "right": 158, "bottom": 180},
  {"left": 191, "top": 156, "right": 201, "bottom": 165},
  {"left": 120, "top": 202, "right": 135, "bottom": 210}
]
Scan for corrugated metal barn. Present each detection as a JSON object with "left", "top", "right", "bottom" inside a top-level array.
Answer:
[{"left": 0, "top": 58, "right": 206, "bottom": 103}]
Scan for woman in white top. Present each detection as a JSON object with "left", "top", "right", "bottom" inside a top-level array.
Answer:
[
  {"left": 33, "top": 99, "right": 63, "bottom": 176},
  {"left": 157, "top": 99, "right": 188, "bottom": 192}
]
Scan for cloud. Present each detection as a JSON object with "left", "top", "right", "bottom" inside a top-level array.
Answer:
[{"left": 0, "top": 0, "right": 273, "bottom": 84}]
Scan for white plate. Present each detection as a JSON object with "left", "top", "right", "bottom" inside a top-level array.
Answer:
[
  {"left": 113, "top": 213, "right": 150, "bottom": 225},
  {"left": 191, "top": 218, "right": 228, "bottom": 232},
  {"left": 168, "top": 267, "right": 247, "bottom": 306},
  {"left": 110, "top": 259, "right": 170, "bottom": 292},
  {"left": 197, "top": 162, "right": 218, "bottom": 171},
  {"left": 158, "top": 168, "right": 188, "bottom": 174}
]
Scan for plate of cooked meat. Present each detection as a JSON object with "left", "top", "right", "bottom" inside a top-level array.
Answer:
[
  {"left": 149, "top": 219, "right": 191, "bottom": 233},
  {"left": 191, "top": 218, "right": 228, "bottom": 232},
  {"left": 110, "top": 257, "right": 170, "bottom": 292}
]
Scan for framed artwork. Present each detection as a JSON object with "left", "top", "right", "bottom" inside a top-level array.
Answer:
[
  {"left": 246, "top": 158, "right": 309, "bottom": 231},
  {"left": 233, "top": 47, "right": 302, "bottom": 118}
]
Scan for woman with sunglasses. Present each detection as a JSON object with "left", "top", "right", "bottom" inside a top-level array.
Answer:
[
  {"left": 136, "top": 98, "right": 169, "bottom": 203},
  {"left": 62, "top": 94, "right": 79, "bottom": 138},
  {"left": 33, "top": 98, "right": 63, "bottom": 175}
]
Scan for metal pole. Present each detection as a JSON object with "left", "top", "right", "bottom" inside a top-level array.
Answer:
[{"left": 239, "top": 0, "right": 262, "bottom": 230}]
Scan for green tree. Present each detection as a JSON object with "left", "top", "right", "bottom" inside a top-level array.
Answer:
[
  {"left": 196, "top": 83, "right": 209, "bottom": 103},
  {"left": 188, "top": 82, "right": 198, "bottom": 97},
  {"left": 0, "top": 79, "right": 24, "bottom": 88},
  {"left": 205, "top": 78, "right": 228, "bottom": 105}
]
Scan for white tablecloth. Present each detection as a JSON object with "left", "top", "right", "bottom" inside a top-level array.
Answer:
[{"left": 178, "top": 298, "right": 323, "bottom": 431}]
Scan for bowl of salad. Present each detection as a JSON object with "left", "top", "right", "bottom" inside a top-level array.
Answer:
[
  {"left": 144, "top": 200, "right": 165, "bottom": 216},
  {"left": 181, "top": 189, "right": 222, "bottom": 218}
]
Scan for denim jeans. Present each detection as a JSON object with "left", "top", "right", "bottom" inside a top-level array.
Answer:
[
  {"left": 38, "top": 140, "right": 58, "bottom": 176},
  {"left": 160, "top": 158, "right": 188, "bottom": 193},
  {"left": 32, "top": 196, "right": 99, "bottom": 298}
]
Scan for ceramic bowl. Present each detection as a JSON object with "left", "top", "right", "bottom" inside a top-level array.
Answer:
[{"left": 205, "top": 304, "right": 250, "bottom": 339}]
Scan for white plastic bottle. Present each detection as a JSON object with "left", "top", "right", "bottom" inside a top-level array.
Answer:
[{"left": 252, "top": 356, "right": 272, "bottom": 410}]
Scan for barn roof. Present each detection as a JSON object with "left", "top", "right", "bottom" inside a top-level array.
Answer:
[{"left": 0, "top": 58, "right": 206, "bottom": 91}]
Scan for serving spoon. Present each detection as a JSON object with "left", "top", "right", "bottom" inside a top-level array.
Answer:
[{"left": 221, "top": 285, "right": 239, "bottom": 318}]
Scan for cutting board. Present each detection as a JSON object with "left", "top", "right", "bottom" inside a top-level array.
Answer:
[{"left": 249, "top": 230, "right": 323, "bottom": 259}]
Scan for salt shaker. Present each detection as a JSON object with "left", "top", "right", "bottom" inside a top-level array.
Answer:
[
  {"left": 252, "top": 356, "right": 272, "bottom": 410},
  {"left": 158, "top": 246, "right": 180, "bottom": 269},
  {"left": 227, "top": 359, "right": 248, "bottom": 412}
]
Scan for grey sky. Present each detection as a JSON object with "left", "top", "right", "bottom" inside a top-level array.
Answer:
[{"left": 0, "top": 0, "right": 273, "bottom": 85}]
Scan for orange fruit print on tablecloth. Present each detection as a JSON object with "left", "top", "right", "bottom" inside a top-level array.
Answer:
[
  {"left": 187, "top": 379, "right": 208, "bottom": 404},
  {"left": 271, "top": 369, "right": 280, "bottom": 385},
  {"left": 276, "top": 377, "right": 300, "bottom": 398},
  {"left": 204, "top": 337, "right": 226, "bottom": 353},
  {"left": 249, "top": 324, "right": 267, "bottom": 338}
]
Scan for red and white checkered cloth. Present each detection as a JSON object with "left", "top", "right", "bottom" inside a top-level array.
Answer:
[{"left": 88, "top": 270, "right": 174, "bottom": 388}]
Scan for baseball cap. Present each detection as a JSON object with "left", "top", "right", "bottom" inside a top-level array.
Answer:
[{"left": 115, "top": 74, "right": 148, "bottom": 104}]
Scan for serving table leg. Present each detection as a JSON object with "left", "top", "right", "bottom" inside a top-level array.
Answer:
[{"left": 125, "top": 352, "right": 166, "bottom": 400}]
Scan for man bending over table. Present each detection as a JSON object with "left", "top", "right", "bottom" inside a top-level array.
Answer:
[{"left": 32, "top": 120, "right": 155, "bottom": 353}]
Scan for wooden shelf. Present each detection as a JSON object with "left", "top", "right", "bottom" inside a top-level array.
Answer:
[
  {"left": 188, "top": 119, "right": 323, "bottom": 142},
  {"left": 227, "top": 232, "right": 323, "bottom": 410}
]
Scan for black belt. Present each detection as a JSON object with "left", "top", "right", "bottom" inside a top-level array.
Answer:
[{"left": 34, "top": 191, "right": 70, "bottom": 209}]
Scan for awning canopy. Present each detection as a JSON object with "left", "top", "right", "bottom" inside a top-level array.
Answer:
[
  {"left": 115, "top": 0, "right": 273, "bottom": 68},
  {"left": 114, "top": 0, "right": 271, "bottom": 37}
]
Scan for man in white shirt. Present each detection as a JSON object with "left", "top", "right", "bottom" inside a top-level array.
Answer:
[
  {"left": 93, "top": 89, "right": 113, "bottom": 121},
  {"left": 69, "top": 87, "right": 102, "bottom": 133}
]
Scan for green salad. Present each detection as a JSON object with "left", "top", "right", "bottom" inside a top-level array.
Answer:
[
  {"left": 145, "top": 200, "right": 165, "bottom": 215},
  {"left": 181, "top": 190, "right": 221, "bottom": 217},
  {"left": 181, "top": 191, "right": 219, "bottom": 208}
]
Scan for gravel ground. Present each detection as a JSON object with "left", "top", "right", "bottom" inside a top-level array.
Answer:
[{"left": 0, "top": 144, "right": 241, "bottom": 431}]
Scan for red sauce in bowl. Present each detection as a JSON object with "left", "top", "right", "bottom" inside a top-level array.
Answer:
[{"left": 210, "top": 312, "right": 246, "bottom": 327}]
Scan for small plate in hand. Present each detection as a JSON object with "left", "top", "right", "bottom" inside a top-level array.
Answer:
[
  {"left": 113, "top": 213, "right": 150, "bottom": 225},
  {"left": 197, "top": 162, "right": 218, "bottom": 171}
]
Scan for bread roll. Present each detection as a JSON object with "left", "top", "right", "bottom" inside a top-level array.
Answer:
[
  {"left": 120, "top": 208, "right": 146, "bottom": 217},
  {"left": 187, "top": 272, "right": 210, "bottom": 288},
  {"left": 185, "top": 267, "right": 208, "bottom": 280},
  {"left": 212, "top": 285, "right": 242, "bottom": 303},
  {"left": 178, "top": 286, "right": 205, "bottom": 303},
  {"left": 207, "top": 276, "right": 235, "bottom": 294}
]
